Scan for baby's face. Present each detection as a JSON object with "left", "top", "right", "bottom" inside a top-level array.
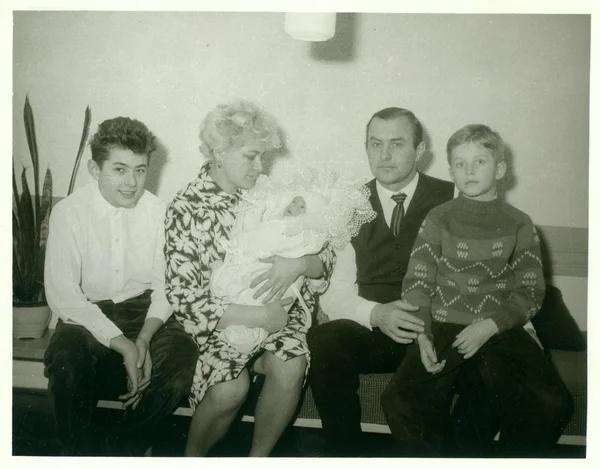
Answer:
[{"left": 283, "top": 196, "right": 307, "bottom": 217}]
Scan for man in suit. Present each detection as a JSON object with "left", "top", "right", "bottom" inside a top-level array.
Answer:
[{"left": 307, "top": 107, "right": 480, "bottom": 456}]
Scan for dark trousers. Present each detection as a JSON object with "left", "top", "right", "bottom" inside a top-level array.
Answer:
[
  {"left": 307, "top": 319, "right": 490, "bottom": 456},
  {"left": 307, "top": 319, "right": 409, "bottom": 456},
  {"left": 381, "top": 323, "right": 573, "bottom": 457},
  {"left": 43, "top": 291, "right": 199, "bottom": 456}
]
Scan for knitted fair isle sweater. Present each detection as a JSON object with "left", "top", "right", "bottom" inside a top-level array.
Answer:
[{"left": 401, "top": 195, "right": 545, "bottom": 339}]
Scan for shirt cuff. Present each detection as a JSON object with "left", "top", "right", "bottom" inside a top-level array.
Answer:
[{"left": 356, "top": 299, "right": 378, "bottom": 330}]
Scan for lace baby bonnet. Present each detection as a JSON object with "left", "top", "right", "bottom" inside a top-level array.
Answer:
[{"left": 238, "top": 164, "right": 377, "bottom": 251}]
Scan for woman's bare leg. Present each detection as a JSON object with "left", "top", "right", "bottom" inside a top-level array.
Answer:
[
  {"left": 185, "top": 370, "right": 250, "bottom": 457},
  {"left": 250, "top": 353, "right": 307, "bottom": 457}
]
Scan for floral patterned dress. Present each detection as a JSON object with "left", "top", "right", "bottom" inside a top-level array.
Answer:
[{"left": 164, "top": 162, "right": 335, "bottom": 409}]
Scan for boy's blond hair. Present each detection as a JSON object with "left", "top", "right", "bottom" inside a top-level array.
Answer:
[{"left": 446, "top": 124, "right": 506, "bottom": 164}]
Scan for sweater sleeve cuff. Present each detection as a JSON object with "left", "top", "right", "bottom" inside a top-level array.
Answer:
[{"left": 491, "top": 313, "right": 519, "bottom": 334}]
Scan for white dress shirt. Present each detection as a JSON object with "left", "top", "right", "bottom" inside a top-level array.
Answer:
[
  {"left": 319, "top": 173, "right": 420, "bottom": 329},
  {"left": 44, "top": 182, "right": 172, "bottom": 347}
]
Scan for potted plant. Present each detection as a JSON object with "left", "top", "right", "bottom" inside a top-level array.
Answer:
[{"left": 13, "top": 96, "right": 91, "bottom": 339}]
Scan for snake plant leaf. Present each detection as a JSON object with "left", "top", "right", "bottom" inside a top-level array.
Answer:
[
  {"left": 14, "top": 97, "right": 92, "bottom": 304},
  {"left": 35, "top": 168, "right": 53, "bottom": 299},
  {"left": 12, "top": 210, "right": 22, "bottom": 284},
  {"left": 17, "top": 167, "right": 36, "bottom": 299},
  {"left": 24, "top": 95, "right": 41, "bottom": 217},
  {"left": 37, "top": 166, "right": 53, "bottom": 242},
  {"left": 68, "top": 106, "right": 91, "bottom": 195},
  {"left": 19, "top": 167, "right": 35, "bottom": 244},
  {"left": 12, "top": 164, "right": 19, "bottom": 213}
]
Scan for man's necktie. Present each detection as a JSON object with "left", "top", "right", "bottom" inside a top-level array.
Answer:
[{"left": 390, "top": 193, "right": 407, "bottom": 237}]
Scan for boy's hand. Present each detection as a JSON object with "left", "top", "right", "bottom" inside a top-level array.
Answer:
[
  {"left": 109, "top": 335, "right": 141, "bottom": 404},
  {"left": 135, "top": 337, "right": 152, "bottom": 383},
  {"left": 417, "top": 334, "right": 446, "bottom": 374},
  {"left": 453, "top": 318, "right": 499, "bottom": 359}
]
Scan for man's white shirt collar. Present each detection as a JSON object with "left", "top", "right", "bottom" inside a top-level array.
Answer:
[{"left": 375, "top": 173, "right": 420, "bottom": 226}]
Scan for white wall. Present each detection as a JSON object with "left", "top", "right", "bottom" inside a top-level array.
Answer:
[
  {"left": 13, "top": 12, "right": 589, "bottom": 226},
  {"left": 14, "top": 12, "right": 589, "bottom": 327}
]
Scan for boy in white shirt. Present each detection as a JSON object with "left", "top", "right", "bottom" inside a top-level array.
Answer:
[{"left": 43, "top": 117, "right": 198, "bottom": 456}]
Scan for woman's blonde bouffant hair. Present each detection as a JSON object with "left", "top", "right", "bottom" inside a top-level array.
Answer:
[{"left": 199, "top": 100, "right": 282, "bottom": 161}]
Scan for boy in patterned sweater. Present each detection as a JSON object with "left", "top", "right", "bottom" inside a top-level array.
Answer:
[{"left": 380, "top": 124, "right": 572, "bottom": 456}]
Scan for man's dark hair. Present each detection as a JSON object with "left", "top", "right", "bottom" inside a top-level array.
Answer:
[
  {"left": 365, "top": 107, "right": 423, "bottom": 149},
  {"left": 89, "top": 117, "right": 157, "bottom": 166}
]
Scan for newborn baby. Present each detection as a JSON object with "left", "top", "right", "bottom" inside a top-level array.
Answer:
[
  {"left": 283, "top": 196, "right": 307, "bottom": 217},
  {"left": 210, "top": 165, "right": 376, "bottom": 355},
  {"left": 211, "top": 192, "right": 327, "bottom": 354}
]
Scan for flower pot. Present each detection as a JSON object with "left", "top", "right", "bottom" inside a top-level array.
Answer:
[{"left": 13, "top": 304, "right": 52, "bottom": 340}]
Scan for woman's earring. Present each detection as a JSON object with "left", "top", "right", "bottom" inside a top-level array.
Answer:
[{"left": 217, "top": 160, "right": 223, "bottom": 169}]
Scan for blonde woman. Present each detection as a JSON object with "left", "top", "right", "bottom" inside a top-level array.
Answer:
[{"left": 164, "top": 100, "right": 335, "bottom": 457}]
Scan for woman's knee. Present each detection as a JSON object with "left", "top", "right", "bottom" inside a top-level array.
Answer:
[
  {"left": 262, "top": 353, "right": 307, "bottom": 389},
  {"left": 205, "top": 372, "right": 250, "bottom": 410}
]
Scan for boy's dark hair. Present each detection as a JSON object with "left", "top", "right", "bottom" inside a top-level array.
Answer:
[
  {"left": 365, "top": 107, "right": 424, "bottom": 149},
  {"left": 89, "top": 117, "right": 157, "bottom": 166},
  {"left": 446, "top": 124, "right": 506, "bottom": 164}
]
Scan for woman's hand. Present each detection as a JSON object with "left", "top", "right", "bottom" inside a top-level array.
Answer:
[
  {"left": 262, "top": 297, "right": 294, "bottom": 333},
  {"left": 250, "top": 256, "right": 306, "bottom": 303}
]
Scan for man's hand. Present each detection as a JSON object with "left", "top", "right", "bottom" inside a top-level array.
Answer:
[
  {"left": 453, "top": 318, "right": 499, "bottom": 359},
  {"left": 109, "top": 335, "right": 140, "bottom": 406},
  {"left": 262, "top": 297, "right": 294, "bottom": 334},
  {"left": 417, "top": 334, "right": 446, "bottom": 374},
  {"left": 370, "top": 300, "right": 423, "bottom": 343},
  {"left": 250, "top": 256, "right": 305, "bottom": 303}
]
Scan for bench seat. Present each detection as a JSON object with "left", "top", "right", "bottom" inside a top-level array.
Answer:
[{"left": 13, "top": 330, "right": 587, "bottom": 446}]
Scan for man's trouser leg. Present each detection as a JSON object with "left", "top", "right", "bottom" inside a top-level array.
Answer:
[
  {"left": 45, "top": 291, "right": 198, "bottom": 456},
  {"left": 307, "top": 319, "right": 407, "bottom": 456},
  {"left": 112, "top": 316, "right": 198, "bottom": 455}
]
